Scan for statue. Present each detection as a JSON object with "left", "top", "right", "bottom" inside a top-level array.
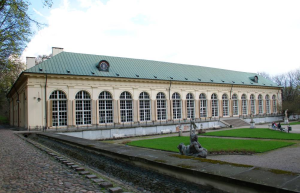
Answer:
[
  {"left": 177, "top": 121, "right": 208, "bottom": 158},
  {"left": 250, "top": 111, "right": 255, "bottom": 128},
  {"left": 284, "top": 109, "right": 289, "bottom": 124}
]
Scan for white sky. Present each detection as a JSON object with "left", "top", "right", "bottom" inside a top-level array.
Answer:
[{"left": 22, "top": 0, "right": 300, "bottom": 76}]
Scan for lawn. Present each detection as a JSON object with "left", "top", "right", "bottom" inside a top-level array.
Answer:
[
  {"left": 127, "top": 136, "right": 295, "bottom": 153},
  {"left": 282, "top": 121, "right": 300, "bottom": 125},
  {"left": 201, "top": 128, "right": 300, "bottom": 140}
]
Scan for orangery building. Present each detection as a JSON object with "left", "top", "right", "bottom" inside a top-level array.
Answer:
[{"left": 7, "top": 47, "right": 282, "bottom": 130}]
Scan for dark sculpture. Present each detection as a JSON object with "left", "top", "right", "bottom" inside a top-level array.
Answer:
[{"left": 177, "top": 121, "right": 208, "bottom": 158}]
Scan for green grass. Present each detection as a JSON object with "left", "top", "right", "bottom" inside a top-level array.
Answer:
[
  {"left": 202, "top": 128, "right": 300, "bottom": 140},
  {"left": 0, "top": 115, "right": 8, "bottom": 124},
  {"left": 127, "top": 136, "right": 295, "bottom": 153},
  {"left": 282, "top": 121, "right": 300, "bottom": 125}
]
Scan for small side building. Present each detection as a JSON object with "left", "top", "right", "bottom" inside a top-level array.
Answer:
[{"left": 6, "top": 47, "right": 282, "bottom": 130}]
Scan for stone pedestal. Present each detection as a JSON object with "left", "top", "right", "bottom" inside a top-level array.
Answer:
[
  {"left": 250, "top": 121, "right": 255, "bottom": 128},
  {"left": 284, "top": 118, "right": 289, "bottom": 124},
  {"left": 179, "top": 129, "right": 182, "bottom": 137}
]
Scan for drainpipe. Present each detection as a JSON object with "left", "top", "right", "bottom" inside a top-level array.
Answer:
[{"left": 45, "top": 74, "right": 48, "bottom": 129}]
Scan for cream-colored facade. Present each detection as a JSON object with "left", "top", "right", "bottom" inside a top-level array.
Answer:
[{"left": 8, "top": 73, "right": 282, "bottom": 129}]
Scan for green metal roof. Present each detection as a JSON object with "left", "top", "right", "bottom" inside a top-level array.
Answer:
[{"left": 25, "top": 51, "right": 279, "bottom": 87}]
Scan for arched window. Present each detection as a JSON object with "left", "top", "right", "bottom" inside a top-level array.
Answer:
[
  {"left": 199, "top": 93, "right": 207, "bottom": 117},
  {"left": 120, "top": 92, "right": 133, "bottom": 122},
  {"left": 232, "top": 94, "right": 238, "bottom": 116},
  {"left": 258, "top": 94, "right": 263, "bottom": 114},
  {"left": 75, "top": 91, "right": 91, "bottom": 125},
  {"left": 241, "top": 94, "right": 247, "bottom": 115},
  {"left": 250, "top": 94, "right": 256, "bottom": 114},
  {"left": 265, "top": 95, "right": 270, "bottom": 114},
  {"left": 222, "top": 94, "right": 229, "bottom": 116},
  {"left": 139, "top": 92, "right": 151, "bottom": 121},
  {"left": 157, "top": 92, "right": 167, "bottom": 120},
  {"left": 50, "top": 90, "right": 67, "bottom": 126},
  {"left": 186, "top": 93, "right": 194, "bottom": 119},
  {"left": 172, "top": 92, "right": 181, "bottom": 119},
  {"left": 211, "top": 94, "right": 218, "bottom": 117},
  {"left": 272, "top": 95, "right": 277, "bottom": 113},
  {"left": 99, "top": 91, "right": 113, "bottom": 123}
]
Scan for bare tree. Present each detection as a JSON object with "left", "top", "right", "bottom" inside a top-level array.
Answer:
[
  {"left": 257, "top": 69, "right": 300, "bottom": 115},
  {"left": 35, "top": 54, "right": 52, "bottom": 65},
  {"left": 272, "top": 69, "right": 300, "bottom": 115}
]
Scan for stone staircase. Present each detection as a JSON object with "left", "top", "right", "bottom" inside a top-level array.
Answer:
[{"left": 222, "top": 119, "right": 250, "bottom": 128}]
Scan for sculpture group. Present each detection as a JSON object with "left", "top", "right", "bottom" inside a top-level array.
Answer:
[{"left": 177, "top": 121, "right": 208, "bottom": 158}]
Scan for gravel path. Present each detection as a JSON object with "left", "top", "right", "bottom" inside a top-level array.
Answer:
[
  {"left": 208, "top": 142, "right": 300, "bottom": 173},
  {"left": 0, "top": 127, "right": 101, "bottom": 193}
]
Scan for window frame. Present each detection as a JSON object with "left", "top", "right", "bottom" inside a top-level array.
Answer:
[
  {"left": 211, "top": 93, "right": 218, "bottom": 117},
  {"left": 75, "top": 91, "right": 92, "bottom": 125},
  {"left": 157, "top": 92, "right": 167, "bottom": 120},
  {"left": 186, "top": 93, "right": 194, "bottom": 119},
  {"left": 120, "top": 91, "right": 133, "bottom": 122},
  {"left": 265, "top": 95, "right": 270, "bottom": 114},
  {"left": 50, "top": 90, "right": 67, "bottom": 127},
  {"left": 172, "top": 92, "right": 181, "bottom": 119},
  {"left": 99, "top": 91, "right": 113, "bottom": 124},
  {"left": 241, "top": 94, "right": 247, "bottom": 115},
  {"left": 258, "top": 94, "right": 263, "bottom": 114},
  {"left": 139, "top": 92, "right": 151, "bottom": 121},
  {"left": 272, "top": 95, "right": 277, "bottom": 113},
  {"left": 232, "top": 94, "right": 239, "bottom": 116},
  {"left": 222, "top": 94, "right": 229, "bottom": 117},
  {"left": 250, "top": 94, "right": 256, "bottom": 114},
  {"left": 199, "top": 93, "right": 207, "bottom": 117}
]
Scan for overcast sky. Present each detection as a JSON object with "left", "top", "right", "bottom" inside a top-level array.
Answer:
[{"left": 22, "top": 0, "right": 300, "bottom": 76}]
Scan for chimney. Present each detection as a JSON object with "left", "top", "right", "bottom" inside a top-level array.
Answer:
[
  {"left": 52, "top": 47, "right": 63, "bottom": 56},
  {"left": 26, "top": 57, "right": 35, "bottom": 69}
]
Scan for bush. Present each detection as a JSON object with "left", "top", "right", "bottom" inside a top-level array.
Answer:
[{"left": 0, "top": 115, "right": 8, "bottom": 124}]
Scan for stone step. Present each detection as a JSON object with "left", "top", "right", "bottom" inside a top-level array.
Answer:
[
  {"left": 223, "top": 119, "right": 250, "bottom": 127},
  {"left": 71, "top": 165, "right": 80, "bottom": 169},
  {"left": 86, "top": 175, "right": 97, "bottom": 179},
  {"left": 75, "top": 167, "right": 85, "bottom": 171},
  {"left": 66, "top": 162, "right": 75, "bottom": 166},
  {"left": 99, "top": 182, "right": 113, "bottom": 188},
  {"left": 108, "top": 187, "right": 123, "bottom": 193},
  {"left": 79, "top": 171, "right": 90, "bottom": 175},
  {"left": 92, "top": 178, "right": 105, "bottom": 183}
]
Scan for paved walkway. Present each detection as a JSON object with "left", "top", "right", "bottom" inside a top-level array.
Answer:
[{"left": 0, "top": 126, "right": 101, "bottom": 193}]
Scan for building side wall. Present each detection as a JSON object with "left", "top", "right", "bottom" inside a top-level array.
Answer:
[
  {"left": 9, "top": 80, "right": 28, "bottom": 127},
  {"left": 19, "top": 75, "right": 282, "bottom": 128}
]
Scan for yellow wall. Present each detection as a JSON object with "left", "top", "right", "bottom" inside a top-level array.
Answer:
[{"left": 9, "top": 74, "right": 282, "bottom": 129}]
